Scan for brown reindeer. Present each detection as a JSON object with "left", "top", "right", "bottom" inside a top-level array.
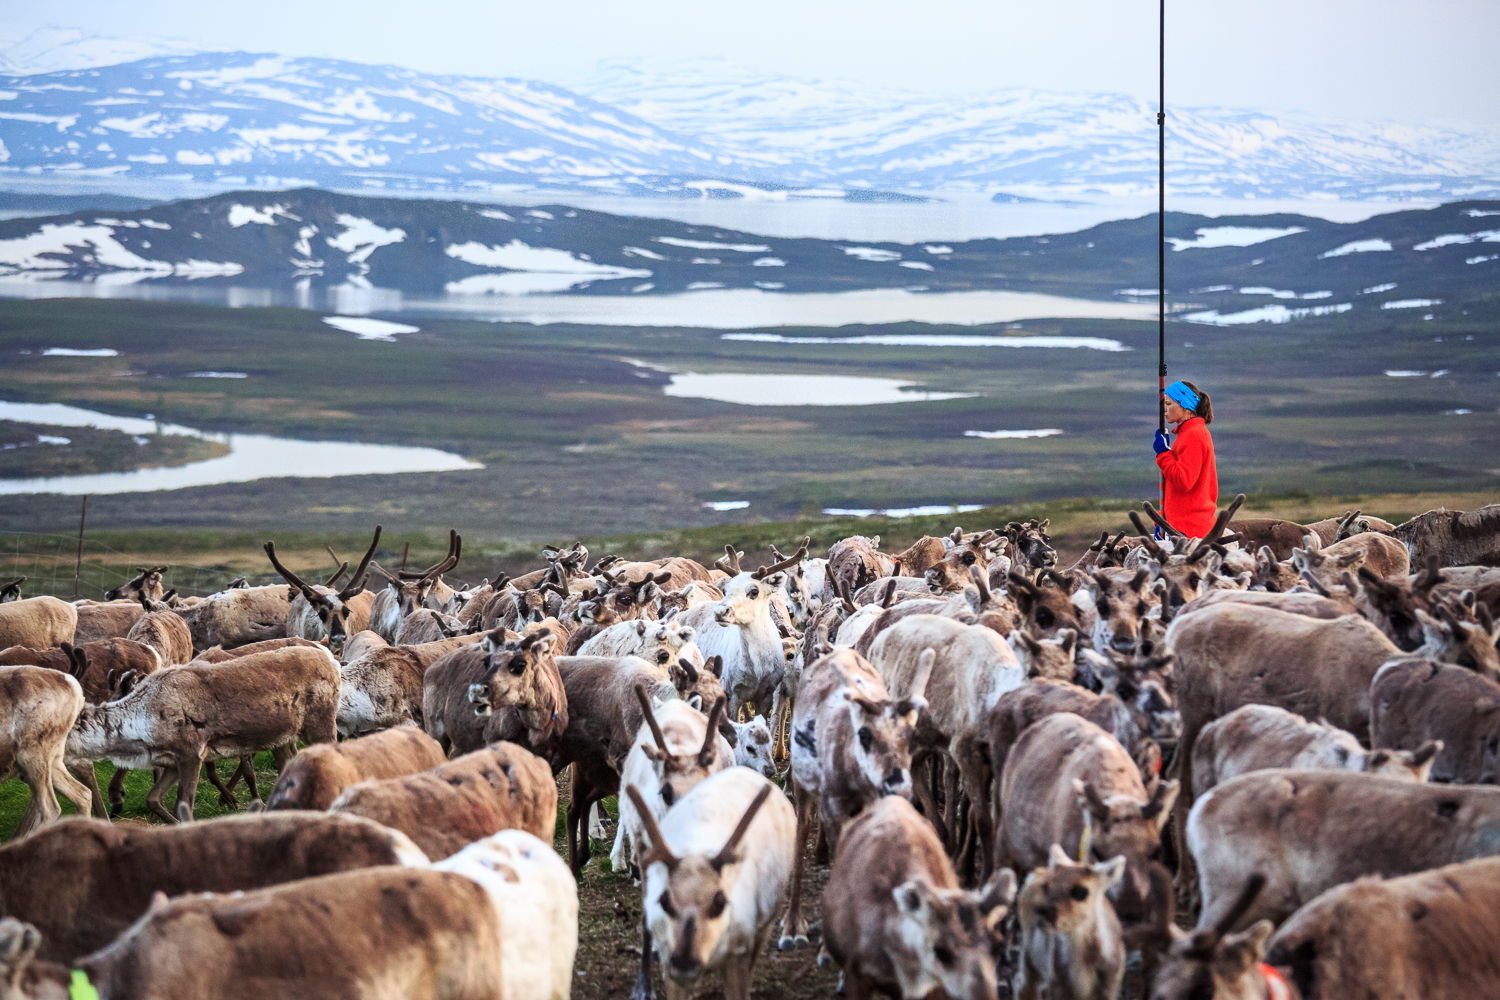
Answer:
[
  {"left": 0, "top": 667, "right": 90, "bottom": 840},
  {"left": 330, "top": 741, "right": 555, "bottom": 861},
  {"left": 0, "top": 598, "right": 75, "bottom": 651},
  {"left": 266, "top": 726, "right": 447, "bottom": 810},
  {"left": 1388, "top": 503, "right": 1500, "bottom": 568},
  {"left": 266, "top": 525, "right": 381, "bottom": 650},
  {"left": 125, "top": 594, "right": 194, "bottom": 664},
  {"left": 1015, "top": 846, "right": 1127, "bottom": 1000},
  {"left": 822, "top": 795, "right": 1015, "bottom": 1000},
  {"left": 102, "top": 565, "right": 167, "bottom": 603},
  {"left": 1371, "top": 657, "right": 1500, "bottom": 784}
]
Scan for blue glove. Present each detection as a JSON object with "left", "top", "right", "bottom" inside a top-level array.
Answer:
[{"left": 1153, "top": 429, "right": 1170, "bottom": 455}]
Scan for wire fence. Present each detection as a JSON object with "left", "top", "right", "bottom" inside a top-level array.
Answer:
[{"left": 0, "top": 531, "right": 277, "bottom": 602}]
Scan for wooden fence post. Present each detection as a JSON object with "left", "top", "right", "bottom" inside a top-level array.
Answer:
[{"left": 73, "top": 495, "right": 88, "bottom": 600}]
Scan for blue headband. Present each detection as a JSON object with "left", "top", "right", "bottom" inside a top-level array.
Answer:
[{"left": 1165, "top": 380, "right": 1200, "bottom": 411}]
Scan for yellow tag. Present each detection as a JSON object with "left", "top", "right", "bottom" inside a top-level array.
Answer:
[{"left": 70, "top": 970, "right": 99, "bottom": 1000}]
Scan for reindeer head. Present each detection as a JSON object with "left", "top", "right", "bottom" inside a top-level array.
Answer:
[
  {"left": 1101, "top": 650, "right": 1179, "bottom": 742},
  {"left": 106, "top": 565, "right": 167, "bottom": 602},
  {"left": 631, "top": 782, "right": 774, "bottom": 984},
  {"left": 635, "top": 686, "right": 727, "bottom": 807},
  {"left": 1090, "top": 568, "right": 1158, "bottom": 655},
  {"left": 1006, "top": 519, "right": 1057, "bottom": 573},
  {"left": 731, "top": 715, "right": 775, "bottom": 778},
  {"left": 926, "top": 529, "right": 1005, "bottom": 593},
  {"left": 713, "top": 572, "right": 783, "bottom": 627},
  {"left": 1073, "top": 776, "right": 1177, "bottom": 922},
  {"left": 467, "top": 628, "right": 560, "bottom": 719},
  {"left": 1019, "top": 846, "right": 1125, "bottom": 956},
  {"left": 1150, "top": 875, "right": 1276, "bottom": 1000},
  {"left": 0, "top": 577, "right": 23, "bottom": 603},
  {"left": 1006, "top": 570, "right": 1084, "bottom": 640},
  {"left": 1362, "top": 739, "right": 1443, "bottom": 782},
  {"left": 391, "top": 529, "right": 461, "bottom": 612},
  {"left": 1334, "top": 508, "right": 1374, "bottom": 541},
  {"left": 265, "top": 526, "right": 381, "bottom": 648},
  {"left": 0, "top": 917, "right": 49, "bottom": 1000},
  {"left": 1009, "top": 628, "right": 1078, "bottom": 681},
  {"left": 1290, "top": 536, "right": 1367, "bottom": 593},
  {"left": 761, "top": 538, "right": 812, "bottom": 623},
  {"left": 1417, "top": 597, "right": 1500, "bottom": 679},
  {"left": 829, "top": 647, "right": 932, "bottom": 799},
  {"left": 891, "top": 868, "right": 1016, "bottom": 1000}
]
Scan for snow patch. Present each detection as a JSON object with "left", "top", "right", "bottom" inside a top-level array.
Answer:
[
  {"left": 525, "top": 210, "right": 554, "bottom": 220},
  {"left": 721, "top": 333, "right": 1127, "bottom": 351},
  {"left": 325, "top": 215, "right": 406, "bottom": 266},
  {"left": 445, "top": 240, "right": 652, "bottom": 280},
  {"left": 1167, "top": 226, "right": 1305, "bottom": 251},
  {"left": 1317, "top": 239, "right": 1392, "bottom": 258},
  {"left": 1361, "top": 283, "right": 1397, "bottom": 294},
  {"left": 227, "top": 203, "right": 290, "bottom": 227},
  {"left": 751, "top": 257, "right": 785, "bottom": 266},
  {"left": 42, "top": 348, "right": 117, "bottom": 357},
  {"left": 686, "top": 281, "right": 723, "bottom": 290},
  {"left": 622, "top": 246, "right": 666, "bottom": 260},
  {"left": 1468, "top": 254, "right": 1499, "bottom": 264},
  {"left": 963, "top": 429, "right": 1064, "bottom": 439},
  {"left": 1463, "top": 209, "right": 1500, "bottom": 217},
  {"left": 478, "top": 209, "right": 514, "bottom": 221},
  {"left": 1183, "top": 303, "right": 1352, "bottom": 325},
  {"left": 924, "top": 245, "right": 953, "bottom": 254},
  {"left": 1381, "top": 298, "right": 1442, "bottom": 309},
  {"left": 1413, "top": 230, "right": 1500, "bottom": 250},
  {"left": 1384, "top": 370, "right": 1426, "bottom": 377},
  {"left": 824, "top": 504, "right": 985, "bottom": 519},
  {"left": 702, "top": 500, "right": 750, "bottom": 511},
  {"left": 654, "top": 237, "right": 770, "bottom": 252},
  {"left": 842, "top": 246, "right": 901, "bottom": 262},
  {"left": 899, "top": 261, "right": 934, "bottom": 271},
  {"left": 322, "top": 316, "right": 419, "bottom": 341},
  {"left": 185, "top": 371, "right": 248, "bottom": 378}
]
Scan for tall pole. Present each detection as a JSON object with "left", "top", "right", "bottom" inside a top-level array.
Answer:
[
  {"left": 1157, "top": 0, "right": 1167, "bottom": 506},
  {"left": 73, "top": 495, "right": 88, "bottom": 600}
]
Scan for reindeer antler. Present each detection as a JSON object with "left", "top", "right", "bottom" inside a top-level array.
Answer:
[
  {"left": 264, "top": 541, "right": 318, "bottom": 600},
  {"left": 710, "top": 783, "right": 773, "bottom": 870},
  {"left": 754, "top": 537, "right": 809, "bottom": 579},
  {"left": 634, "top": 683, "right": 669, "bottom": 755},
  {"left": 337, "top": 525, "right": 383, "bottom": 600},
  {"left": 698, "top": 696, "right": 726, "bottom": 767},
  {"left": 1141, "top": 500, "right": 1184, "bottom": 539},
  {"left": 719, "top": 545, "right": 744, "bottom": 576},
  {"left": 624, "top": 785, "right": 678, "bottom": 871}
]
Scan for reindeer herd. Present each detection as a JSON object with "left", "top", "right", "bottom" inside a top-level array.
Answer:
[{"left": 0, "top": 499, "right": 1496, "bottom": 999}]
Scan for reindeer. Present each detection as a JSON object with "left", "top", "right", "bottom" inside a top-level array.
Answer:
[
  {"left": 367, "top": 530, "right": 462, "bottom": 641},
  {"left": 125, "top": 594, "right": 194, "bottom": 665},
  {"left": 265, "top": 726, "right": 446, "bottom": 811},
  {"left": 1371, "top": 657, "right": 1500, "bottom": 784},
  {"left": 629, "top": 767, "right": 796, "bottom": 1000},
  {"left": 1145, "top": 874, "right": 1281, "bottom": 1000},
  {"left": 780, "top": 647, "right": 930, "bottom": 948},
  {"left": 1006, "top": 519, "right": 1058, "bottom": 580},
  {"left": 1194, "top": 704, "right": 1439, "bottom": 798},
  {"left": 611, "top": 689, "right": 732, "bottom": 884},
  {"left": 822, "top": 795, "right": 1015, "bottom": 1000},
  {"left": 924, "top": 528, "right": 1007, "bottom": 594},
  {"left": 825, "top": 536, "right": 897, "bottom": 605},
  {"left": 998, "top": 712, "right": 1176, "bottom": 929},
  {"left": 0, "top": 597, "right": 76, "bottom": 651},
  {"left": 678, "top": 545, "right": 801, "bottom": 719},
  {"left": 0, "top": 667, "right": 91, "bottom": 839},
  {"left": 1014, "top": 846, "right": 1127, "bottom": 1000},
  {"left": 1388, "top": 503, "right": 1500, "bottom": 568},
  {"left": 168, "top": 583, "right": 291, "bottom": 651},
  {"left": 102, "top": 566, "right": 167, "bottom": 603},
  {"left": 265, "top": 525, "right": 382, "bottom": 650}
]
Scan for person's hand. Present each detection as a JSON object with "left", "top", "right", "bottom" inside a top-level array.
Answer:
[{"left": 1153, "top": 429, "right": 1170, "bottom": 455}]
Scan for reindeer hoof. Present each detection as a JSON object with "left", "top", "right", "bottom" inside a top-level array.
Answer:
[
  {"left": 816, "top": 943, "right": 832, "bottom": 967},
  {"left": 778, "top": 934, "right": 809, "bottom": 950}
]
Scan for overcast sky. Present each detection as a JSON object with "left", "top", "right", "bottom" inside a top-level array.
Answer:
[{"left": 6, "top": 0, "right": 1498, "bottom": 124}]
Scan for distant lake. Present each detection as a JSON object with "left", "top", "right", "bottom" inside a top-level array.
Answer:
[
  {"left": 0, "top": 278, "right": 1154, "bottom": 328},
  {"left": 662, "top": 373, "right": 978, "bottom": 406},
  {"left": 0, "top": 401, "right": 480, "bottom": 495}
]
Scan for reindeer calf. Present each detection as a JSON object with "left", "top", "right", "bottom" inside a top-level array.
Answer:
[
  {"left": 1015, "top": 846, "right": 1127, "bottom": 1000},
  {"left": 822, "top": 795, "right": 1015, "bottom": 1000},
  {"left": 267, "top": 726, "right": 447, "bottom": 810}
]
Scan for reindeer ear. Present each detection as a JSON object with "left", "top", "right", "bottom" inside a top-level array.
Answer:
[
  {"left": 1048, "top": 843, "right": 1072, "bottom": 869},
  {"left": 1220, "top": 920, "right": 1275, "bottom": 976},
  {"left": 1093, "top": 855, "right": 1127, "bottom": 891}
]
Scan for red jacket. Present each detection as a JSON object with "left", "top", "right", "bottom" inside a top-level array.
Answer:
[{"left": 1156, "top": 416, "right": 1218, "bottom": 538}]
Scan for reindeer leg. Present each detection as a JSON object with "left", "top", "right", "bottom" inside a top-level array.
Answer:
[
  {"left": 778, "top": 779, "right": 813, "bottom": 948},
  {"left": 202, "top": 760, "right": 237, "bottom": 807},
  {"left": 174, "top": 755, "right": 204, "bottom": 822},
  {"left": 912, "top": 753, "right": 949, "bottom": 850},
  {"left": 107, "top": 766, "right": 128, "bottom": 816},
  {"left": 144, "top": 765, "right": 179, "bottom": 824},
  {"left": 630, "top": 913, "right": 656, "bottom": 1000},
  {"left": 943, "top": 757, "right": 961, "bottom": 851},
  {"left": 12, "top": 754, "right": 59, "bottom": 839},
  {"left": 722, "top": 955, "right": 754, "bottom": 1000},
  {"left": 52, "top": 748, "right": 93, "bottom": 822},
  {"left": 71, "top": 763, "right": 109, "bottom": 820}
]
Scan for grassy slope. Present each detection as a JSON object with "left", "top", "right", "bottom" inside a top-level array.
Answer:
[{"left": 0, "top": 297, "right": 1496, "bottom": 547}]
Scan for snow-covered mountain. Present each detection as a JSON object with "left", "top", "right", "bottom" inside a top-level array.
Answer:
[
  {"left": 1, "top": 49, "right": 1497, "bottom": 202},
  {"left": 0, "top": 27, "right": 194, "bottom": 75},
  {"left": 573, "top": 58, "right": 1500, "bottom": 201}
]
